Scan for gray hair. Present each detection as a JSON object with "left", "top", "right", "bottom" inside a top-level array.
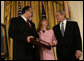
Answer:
[
  {"left": 59, "top": 10, "right": 65, "bottom": 15},
  {"left": 57, "top": 10, "right": 66, "bottom": 18}
]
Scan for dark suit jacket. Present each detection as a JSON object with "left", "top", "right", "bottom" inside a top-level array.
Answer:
[
  {"left": 9, "top": 16, "right": 39, "bottom": 60},
  {"left": 53, "top": 20, "right": 82, "bottom": 60}
]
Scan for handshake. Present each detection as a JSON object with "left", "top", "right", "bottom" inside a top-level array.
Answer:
[{"left": 27, "top": 36, "right": 56, "bottom": 50}]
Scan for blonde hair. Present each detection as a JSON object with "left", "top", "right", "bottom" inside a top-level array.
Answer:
[{"left": 37, "top": 18, "right": 50, "bottom": 32}]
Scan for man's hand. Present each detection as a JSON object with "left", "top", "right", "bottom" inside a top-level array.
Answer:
[
  {"left": 75, "top": 50, "right": 82, "bottom": 59},
  {"left": 27, "top": 36, "right": 34, "bottom": 43}
]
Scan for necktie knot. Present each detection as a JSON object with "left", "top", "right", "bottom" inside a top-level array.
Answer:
[
  {"left": 27, "top": 20, "right": 29, "bottom": 23},
  {"left": 62, "top": 22, "right": 64, "bottom": 25},
  {"left": 27, "top": 20, "right": 31, "bottom": 28}
]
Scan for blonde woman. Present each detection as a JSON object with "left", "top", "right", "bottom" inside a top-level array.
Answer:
[{"left": 37, "top": 18, "right": 57, "bottom": 60}]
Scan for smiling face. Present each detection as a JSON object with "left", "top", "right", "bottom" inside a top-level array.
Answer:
[
  {"left": 37, "top": 18, "right": 50, "bottom": 32},
  {"left": 56, "top": 12, "right": 65, "bottom": 22},
  {"left": 42, "top": 19, "right": 48, "bottom": 27},
  {"left": 25, "top": 8, "right": 33, "bottom": 20}
]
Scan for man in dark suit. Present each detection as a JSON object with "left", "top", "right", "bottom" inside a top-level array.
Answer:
[
  {"left": 9, "top": 6, "right": 39, "bottom": 60},
  {"left": 53, "top": 11, "right": 82, "bottom": 60}
]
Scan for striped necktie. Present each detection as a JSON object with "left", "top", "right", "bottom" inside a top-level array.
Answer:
[
  {"left": 61, "top": 22, "right": 64, "bottom": 36},
  {"left": 27, "top": 20, "right": 31, "bottom": 28}
]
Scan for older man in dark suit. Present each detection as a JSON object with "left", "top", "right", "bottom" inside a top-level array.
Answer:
[
  {"left": 9, "top": 6, "right": 39, "bottom": 60},
  {"left": 53, "top": 11, "right": 82, "bottom": 60}
]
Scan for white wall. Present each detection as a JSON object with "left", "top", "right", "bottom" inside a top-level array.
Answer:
[{"left": 68, "top": 1, "right": 83, "bottom": 60}]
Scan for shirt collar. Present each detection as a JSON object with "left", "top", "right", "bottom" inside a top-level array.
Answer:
[
  {"left": 21, "top": 15, "right": 27, "bottom": 22},
  {"left": 60, "top": 19, "right": 67, "bottom": 24}
]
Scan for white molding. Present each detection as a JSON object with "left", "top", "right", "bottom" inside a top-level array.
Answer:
[{"left": 1, "top": 1, "right": 4, "bottom": 24}]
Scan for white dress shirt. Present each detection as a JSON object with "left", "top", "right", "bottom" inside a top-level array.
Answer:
[
  {"left": 60, "top": 19, "right": 67, "bottom": 32},
  {"left": 21, "top": 15, "right": 27, "bottom": 22},
  {"left": 21, "top": 15, "right": 31, "bottom": 27}
]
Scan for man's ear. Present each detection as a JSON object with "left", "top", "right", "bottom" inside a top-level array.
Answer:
[
  {"left": 63, "top": 14, "right": 66, "bottom": 18},
  {"left": 25, "top": 10, "right": 28, "bottom": 13}
]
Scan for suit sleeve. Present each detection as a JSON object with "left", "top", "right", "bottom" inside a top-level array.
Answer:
[
  {"left": 31, "top": 22, "right": 39, "bottom": 39},
  {"left": 9, "top": 18, "right": 27, "bottom": 41},
  {"left": 74, "top": 22, "right": 82, "bottom": 51},
  {"left": 53, "top": 26, "right": 57, "bottom": 39},
  {"left": 52, "top": 30, "right": 57, "bottom": 45}
]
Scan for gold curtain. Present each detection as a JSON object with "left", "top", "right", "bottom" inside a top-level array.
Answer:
[{"left": 4, "top": 1, "right": 70, "bottom": 60}]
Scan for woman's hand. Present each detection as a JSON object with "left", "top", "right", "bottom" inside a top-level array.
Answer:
[
  {"left": 49, "top": 42, "right": 56, "bottom": 47},
  {"left": 49, "top": 42, "right": 53, "bottom": 46},
  {"left": 49, "top": 42, "right": 53, "bottom": 48}
]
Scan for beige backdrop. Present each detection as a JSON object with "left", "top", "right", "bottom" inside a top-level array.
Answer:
[{"left": 68, "top": 1, "right": 83, "bottom": 60}]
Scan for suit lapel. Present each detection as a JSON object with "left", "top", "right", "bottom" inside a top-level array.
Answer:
[
  {"left": 58, "top": 24, "right": 63, "bottom": 37},
  {"left": 64, "top": 21, "right": 70, "bottom": 37},
  {"left": 58, "top": 20, "right": 70, "bottom": 37},
  {"left": 20, "top": 16, "right": 31, "bottom": 28},
  {"left": 20, "top": 16, "right": 27, "bottom": 24}
]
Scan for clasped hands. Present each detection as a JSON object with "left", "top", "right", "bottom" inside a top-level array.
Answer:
[
  {"left": 27, "top": 36, "right": 34, "bottom": 43},
  {"left": 27, "top": 36, "right": 56, "bottom": 49}
]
